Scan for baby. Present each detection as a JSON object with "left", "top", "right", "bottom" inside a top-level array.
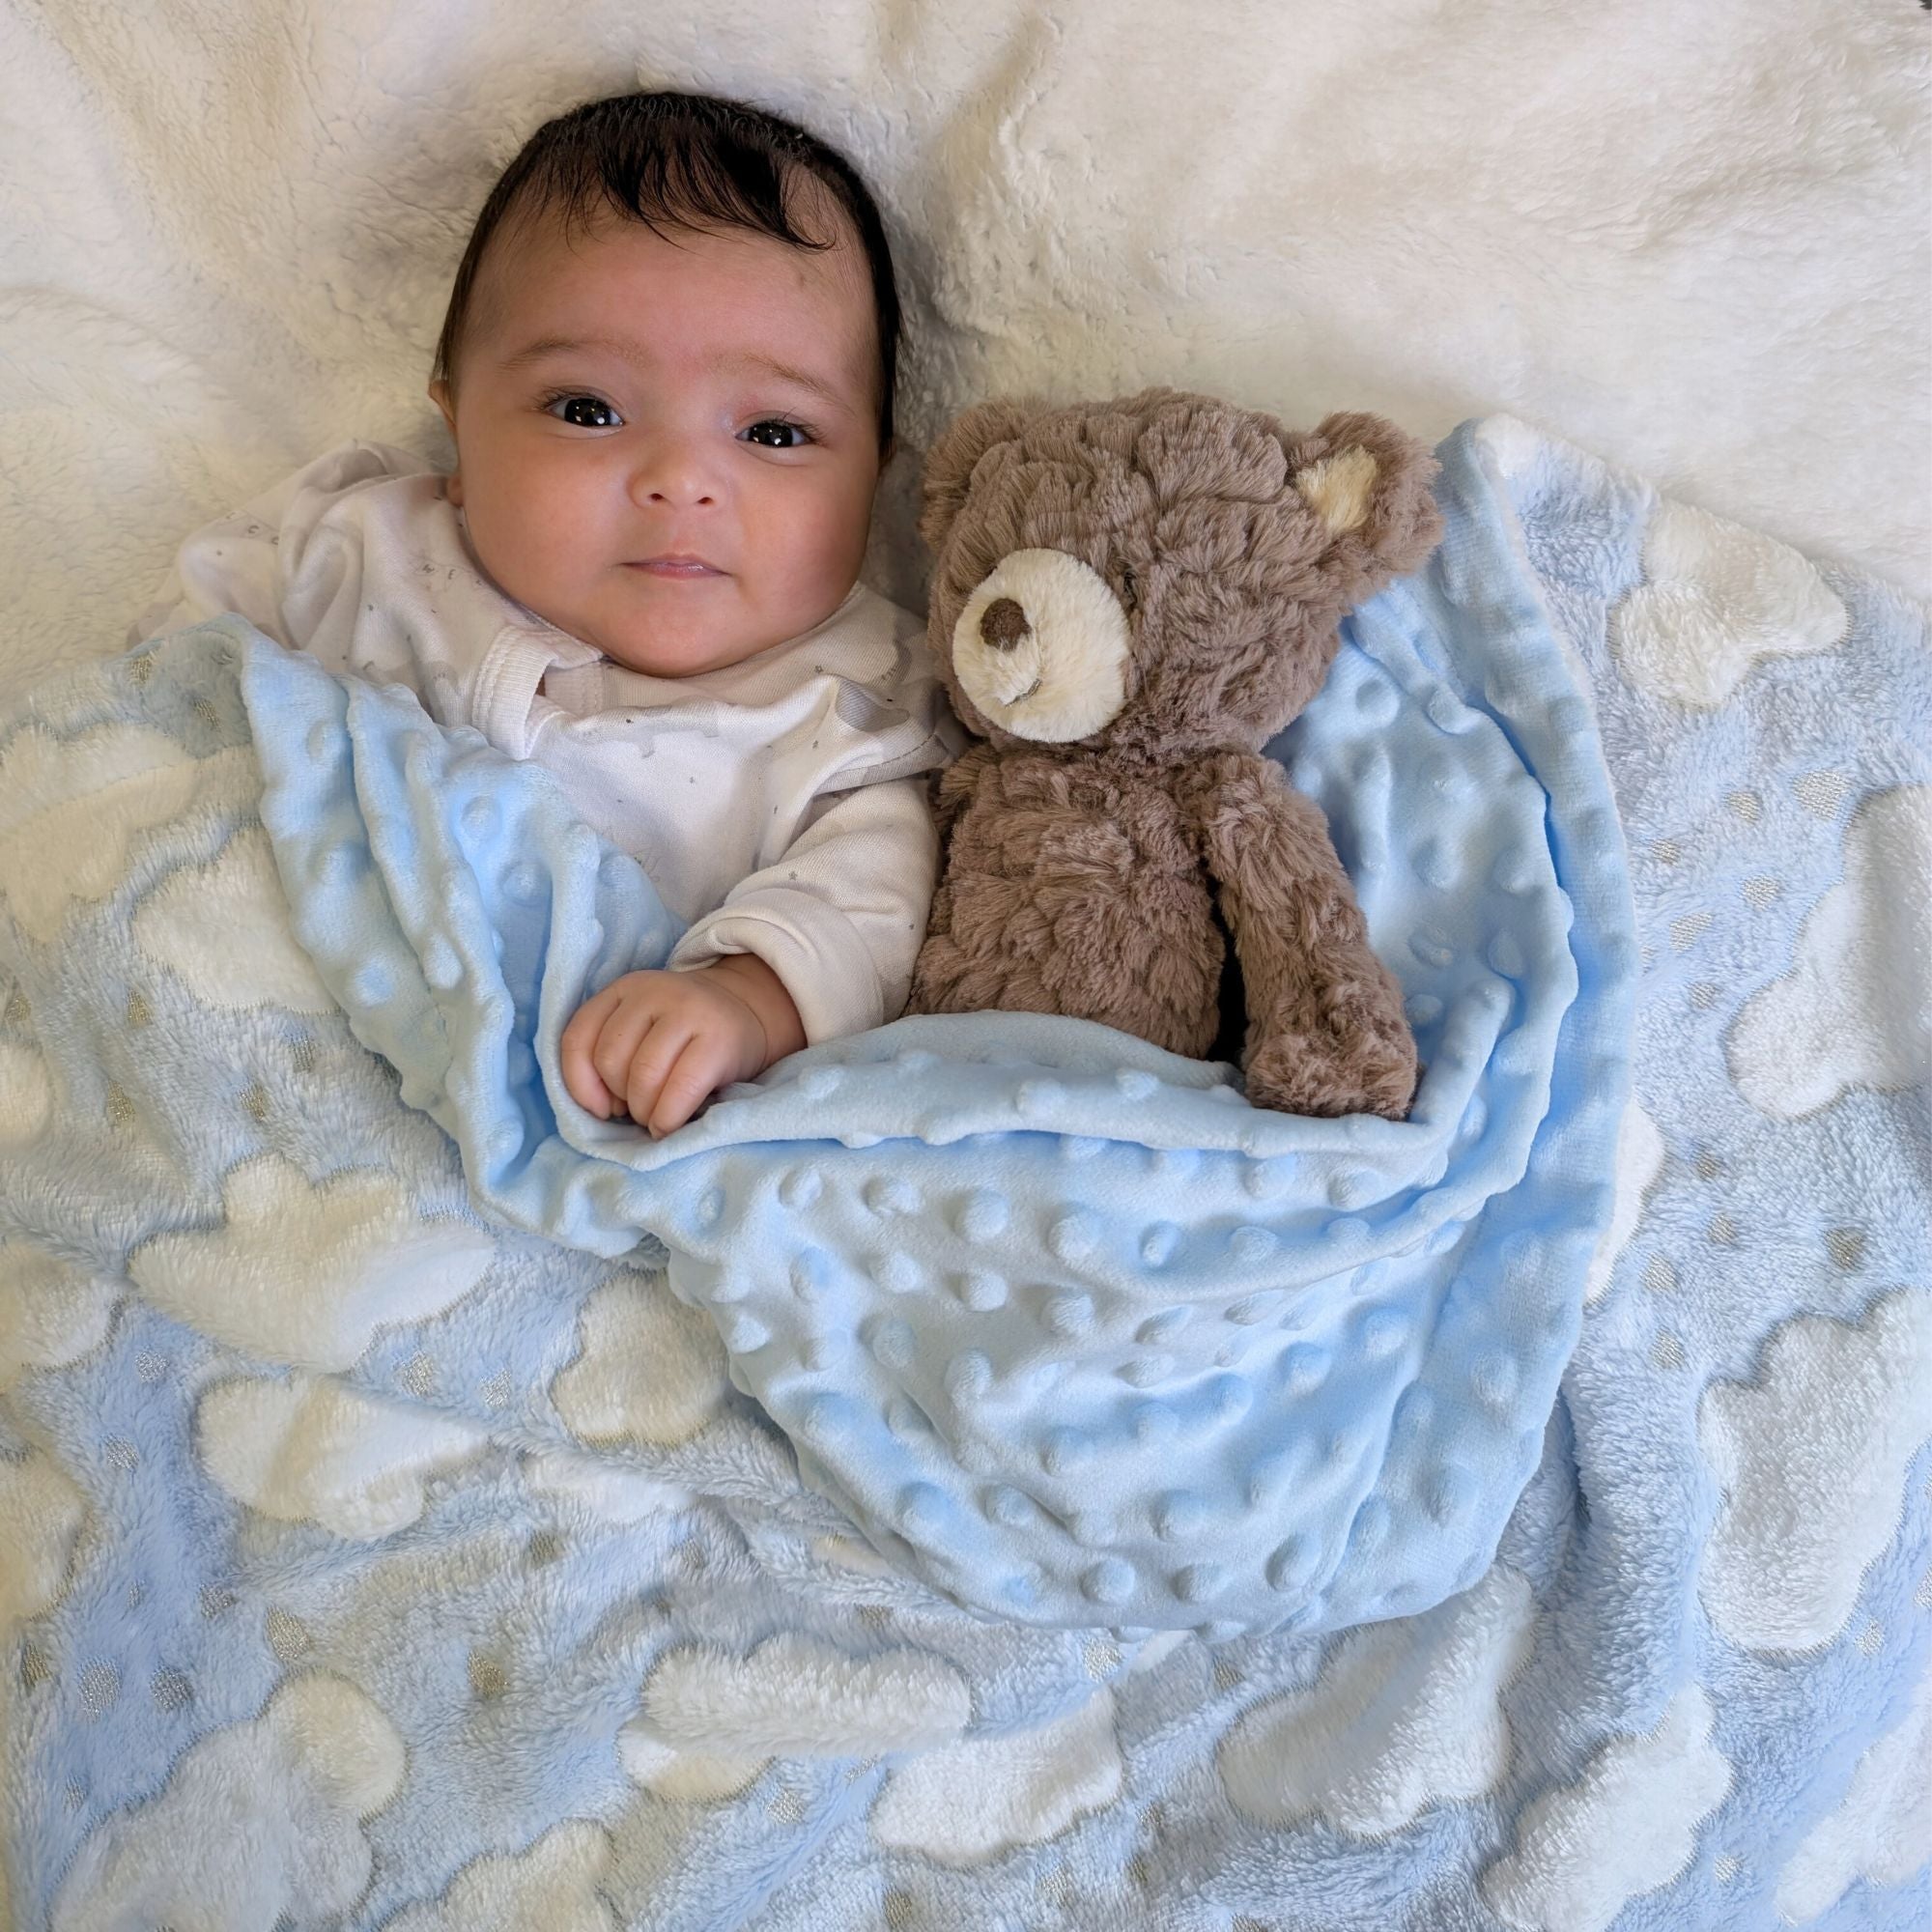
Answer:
[{"left": 134, "top": 91, "right": 958, "bottom": 1136}]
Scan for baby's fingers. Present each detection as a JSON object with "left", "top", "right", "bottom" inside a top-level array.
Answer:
[
  {"left": 560, "top": 981, "right": 627, "bottom": 1118},
  {"left": 593, "top": 1007, "right": 663, "bottom": 1117},
  {"left": 644, "top": 1033, "right": 736, "bottom": 1139},
  {"left": 621, "top": 1017, "right": 698, "bottom": 1134}
]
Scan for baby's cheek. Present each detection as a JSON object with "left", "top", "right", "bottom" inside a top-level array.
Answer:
[
  {"left": 462, "top": 491, "right": 539, "bottom": 598},
  {"left": 505, "top": 487, "right": 591, "bottom": 579},
  {"left": 472, "top": 449, "right": 597, "bottom": 575},
  {"left": 774, "top": 489, "right": 871, "bottom": 610}
]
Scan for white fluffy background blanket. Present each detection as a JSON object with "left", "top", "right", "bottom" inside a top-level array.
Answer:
[{"left": 0, "top": 0, "right": 1925, "bottom": 698}]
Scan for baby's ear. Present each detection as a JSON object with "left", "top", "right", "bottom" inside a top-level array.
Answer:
[
  {"left": 918, "top": 399, "right": 1038, "bottom": 552},
  {"left": 1281, "top": 412, "right": 1444, "bottom": 609},
  {"left": 429, "top": 380, "right": 463, "bottom": 506}
]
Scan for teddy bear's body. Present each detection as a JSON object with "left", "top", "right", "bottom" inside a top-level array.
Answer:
[
  {"left": 905, "top": 387, "right": 1444, "bottom": 1121},
  {"left": 923, "top": 740, "right": 1223, "bottom": 1056}
]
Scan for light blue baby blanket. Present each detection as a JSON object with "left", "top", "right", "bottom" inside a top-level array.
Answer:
[
  {"left": 2, "top": 416, "right": 1925, "bottom": 1930},
  {"left": 232, "top": 413, "right": 1635, "bottom": 1642}
]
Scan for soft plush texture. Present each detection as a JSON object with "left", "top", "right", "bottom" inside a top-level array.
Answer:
[
  {"left": 905, "top": 390, "right": 1442, "bottom": 1118},
  {"left": 1, "top": 2, "right": 1927, "bottom": 1923},
  {"left": 4, "top": 417, "right": 1927, "bottom": 1929}
]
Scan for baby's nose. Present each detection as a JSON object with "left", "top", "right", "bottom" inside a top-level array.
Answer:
[
  {"left": 639, "top": 476, "right": 717, "bottom": 507},
  {"left": 979, "top": 597, "right": 1031, "bottom": 651},
  {"left": 629, "top": 434, "right": 719, "bottom": 507}
]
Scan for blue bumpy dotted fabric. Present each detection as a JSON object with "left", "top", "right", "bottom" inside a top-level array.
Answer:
[{"left": 243, "top": 422, "right": 1636, "bottom": 1639}]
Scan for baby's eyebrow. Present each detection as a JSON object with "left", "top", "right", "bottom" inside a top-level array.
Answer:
[
  {"left": 498, "top": 334, "right": 858, "bottom": 416},
  {"left": 714, "top": 350, "right": 860, "bottom": 416}
]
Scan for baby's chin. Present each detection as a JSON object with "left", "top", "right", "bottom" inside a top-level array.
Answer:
[
  {"left": 588, "top": 614, "right": 796, "bottom": 680},
  {"left": 583, "top": 583, "right": 856, "bottom": 679}
]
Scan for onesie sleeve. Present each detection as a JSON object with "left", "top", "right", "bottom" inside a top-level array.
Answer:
[
  {"left": 662, "top": 776, "right": 939, "bottom": 1045},
  {"left": 128, "top": 442, "right": 424, "bottom": 675}
]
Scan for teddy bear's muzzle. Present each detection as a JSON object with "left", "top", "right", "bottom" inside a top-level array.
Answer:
[{"left": 952, "top": 547, "right": 1132, "bottom": 743}]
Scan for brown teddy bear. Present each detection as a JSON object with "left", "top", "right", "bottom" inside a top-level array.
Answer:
[{"left": 905, "top": 386, "right": 1443, "bottom": 1121}]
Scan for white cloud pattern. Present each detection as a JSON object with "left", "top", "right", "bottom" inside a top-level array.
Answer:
[
  {"left": 0, "top": 724, "right": 249, "bottom": 941},
  {"left": 198, "top": 1374, "right": 487, "bottom": 1539},
  {"left": 0, "top": 1449, "right": 86, "bottom": 1640},
  {"left": 132, "top": 823, "right": 335, "bottom": 1012},
  {"left": 551, "top": 1269, "right": 728, "bottom": 1449},
  {"left": 1699, "top": 1290, "right": 1932, "bottom": 1652},
  {"left": 1480, "top": 1686, "right": 1731, "bottom": 1932},
  {"left": 50, "top": 1673, "right": 405, "bottom": 1928},
  {"left": 385, "top": 1821, "right": 614, "bottom": 1932},
  {"left": 130, "top": 1154, "right": 495, "bottom": 1371},
  {"left": 639, "top": 1634, "right": 971, "bottom": 1759},
  {"left": 0, "top": 1240, "right": 118, "bottom": 1391},
  {"left": 0, "top": 1040, "right": 50, "bottom": 1147},
  {"left": 870, "top": 1688, "right": 1124, "bottom": 1867},
  {"left": 619, "top": 1634, "right": 972, "bottom": 1806},
  {"left": 1775, "top": 1659, "right": 1932, "bottom": 1923},
  {"left": 1727, "top": 784, "right": 1932, "bottom": 1119},
  {"left": 524, "top": 1449, "right": 696, "bottom": 1526},
  {"left": 618, "top": 1733, "right": 773, "bottom": 1804},
  {"left": 1611, "top": 499, "right": 1847, "bottom": 709},
  {"left": 1218, "top": 1564, "right": 1537, "bottom": 1834}
]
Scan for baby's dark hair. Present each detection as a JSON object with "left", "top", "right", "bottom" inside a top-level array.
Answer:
[{"left": 432, "top": 90, "right": 902, "bottom": 452}]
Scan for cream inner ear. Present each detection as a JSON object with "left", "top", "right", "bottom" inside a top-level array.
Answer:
[
  {"left": 1293, "top": 446, "right": 1379, "bottom": 533},
  {"left": 952, "top": 549, "right": 1131, "bottom": 744}
]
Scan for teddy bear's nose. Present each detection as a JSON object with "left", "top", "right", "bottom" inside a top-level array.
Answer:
[{"left": 979, "top": 597, "right": 1032, "bottom": 651}]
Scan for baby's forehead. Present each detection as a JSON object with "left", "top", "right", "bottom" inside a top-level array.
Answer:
[
  {"left": 455, "top": 199, "right": 879, "bottom": 427},
  {"left": 476, "top": 191, "right": 874, "bottom": 351}
]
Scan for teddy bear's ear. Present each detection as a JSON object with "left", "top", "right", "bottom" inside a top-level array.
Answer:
[
  {"left": 918, "top": 398, "right": 1038, "bottom": 552},
  {"left": 1282, "top": 411, "right": 1444, "bottom": 607}
]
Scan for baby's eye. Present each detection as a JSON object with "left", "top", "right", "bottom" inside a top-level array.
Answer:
[
  {"left": 546, "top": 394, "right": 623, "bottom": 429},
  {"left": 740, "top": 418, "right": 811, "bottom": 449}
]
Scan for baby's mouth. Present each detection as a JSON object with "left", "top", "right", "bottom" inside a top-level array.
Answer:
[{"left": 627, "top": 554, "right": 725, "bottom": 578}]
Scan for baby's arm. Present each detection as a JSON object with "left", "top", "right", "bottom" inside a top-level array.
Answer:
[
  {"left": 132, "top": 466, "right": 309, "bottom": 646},
  {"left": 558, "top": 778, "right": 938, "bottom": 1134},
  {"left": 131, "top": 442, "right": 424, "bottom": 671}
]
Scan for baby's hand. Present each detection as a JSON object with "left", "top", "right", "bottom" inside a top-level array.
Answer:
[{"left": 560, "top": 956, "right": 805, "bottom": 1137}]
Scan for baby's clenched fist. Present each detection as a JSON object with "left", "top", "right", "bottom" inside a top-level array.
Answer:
[{"left": 560, "top": 954, "right": 805, "bottom": 1137}]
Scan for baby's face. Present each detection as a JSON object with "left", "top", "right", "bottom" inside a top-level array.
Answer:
[{"left": 434, "top": 199, "right": 883, "bottom": 676}]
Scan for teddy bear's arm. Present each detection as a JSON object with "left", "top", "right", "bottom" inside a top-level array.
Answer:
[
  {"left": 930, "top": 740, "right": 1000, "bottom": 841},
  {"left": 1180, "top": 752, "right": 1418, "bottom": 1122},
  {"left": 905, "top": 741, "right": 1002, "bottom": 1018}
]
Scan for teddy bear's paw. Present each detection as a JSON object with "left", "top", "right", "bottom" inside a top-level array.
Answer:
[{"left": 1242, "top": 1028, "right": 1417, "bottom": 1122}]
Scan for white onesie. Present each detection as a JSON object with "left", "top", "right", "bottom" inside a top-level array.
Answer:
[{"left": 134, "top": 440, "right": 960, "bottom": 1044}]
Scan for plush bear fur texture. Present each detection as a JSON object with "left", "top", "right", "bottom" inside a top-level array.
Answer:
[{"left": 907, "top": 386, "right": 1443, "bottom": 1120}]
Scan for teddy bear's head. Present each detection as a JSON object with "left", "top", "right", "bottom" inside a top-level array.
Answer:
[{"left": 918, "top": 386, "right": 1443, "bottom": 758}]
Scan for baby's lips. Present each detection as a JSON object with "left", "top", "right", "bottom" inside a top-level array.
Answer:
[{"left": 626, "top": 553, "right": 727, "bottom": 576}]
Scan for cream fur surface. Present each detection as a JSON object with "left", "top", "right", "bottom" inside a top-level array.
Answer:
[{"left": 0, "top": 0, "right": 1924, "bottom": 702}]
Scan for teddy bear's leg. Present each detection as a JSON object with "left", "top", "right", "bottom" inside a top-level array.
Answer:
[{"left": 1185, "top": 753, "right": 1418, "bottom": 1121}]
